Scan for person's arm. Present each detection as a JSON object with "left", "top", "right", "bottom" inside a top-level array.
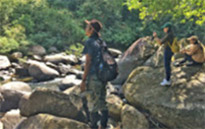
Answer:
[
  {"left": 185, "top": 45, "right": 199, "bottom": 56},
  {"left": 80, "top": 54, "right": 92, "bottom": 92},
  {"left": 153, "top": 32, "right": 162, "bottom": 45}
]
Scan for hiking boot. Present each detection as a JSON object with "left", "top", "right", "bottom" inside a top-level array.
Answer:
[{"left": 160, "top": 79, "right": 171, "bottom": 86}]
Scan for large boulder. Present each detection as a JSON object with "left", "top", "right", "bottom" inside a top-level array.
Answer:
[
  {"left": 1, "top": 81, "right": 31, "bottom": 93},
  {"left": 0, "top": 55, "right": 11, "bottom": 70},
  {"left": 29, "top": 45, "right": 46, "bottom": 56},
  {"left": 123, "top": 65, "right": 205, "bottom": 129},
  {"left": 28, "top": 60, "right": 59, "bottom": 81},
  {"left": 0, "top": 110, "right": 25, "bottom": 129},
  {"left": 108, "top": 48, "right": 122, "bottom": 58},
  {"left": 144, "top": 46, "right": 164, "bottom": 67},
  {"left": 112, "top": 37, "right": 156, "bottom": 85},
  {"left": 0, "top": 90, "right": 24, "bottom": 112},
  {"left": 44, "top": 53, "right": 78, "bottom": 65},
  {"left": 121, "top": 104, "right": 149, "bottom": 129},
  {"left": 15, "top": 114, "right": 90, "bottom": 129},
  {"left": 106, "top": 94, "right": 123, "bottom": 120},
  {"left": 19, "top": 88, "right": 85, "bottom": 122},
  {"left": 59, "top": 75, "right": 81, "bottom": 91}
]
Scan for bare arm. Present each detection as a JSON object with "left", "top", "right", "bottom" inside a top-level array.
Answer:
[
  {"left": 80, "top": 54, "right": 92, "bottom": 92},
  {"left": 82, "top": 54, "right": 92, "bottom": 81}
]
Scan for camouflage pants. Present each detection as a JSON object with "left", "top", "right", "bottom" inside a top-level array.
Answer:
[{"left": 83, "top": 74, "right": 107, "bottom": 113}]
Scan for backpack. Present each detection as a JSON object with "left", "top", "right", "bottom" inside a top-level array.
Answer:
[
  {"left": 95, "top": 39, "right": 118, "bottom": 82},
  {"left": 168, "top": 38, "right": 180, "bottom": 53},
  {"left": 198, "top": 42, "right": 205, "bottom": 61}
]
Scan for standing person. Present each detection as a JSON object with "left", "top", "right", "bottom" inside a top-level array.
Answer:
[
  {"left": 153, "top": 22, "right": 175, "bottom": 86},
  {"left": 80, "top": 19, "right": 108, "bottom": 129}
]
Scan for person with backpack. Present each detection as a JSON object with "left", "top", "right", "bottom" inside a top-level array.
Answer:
[
  {"left": 153, "top": 22, "right": 175, "bottom": 86},
  {"left": 80, "top": 19, "right": 108, "bottom": 129},
  {"left": 175, "top": 36, "right": 205, "bottom": 66}
]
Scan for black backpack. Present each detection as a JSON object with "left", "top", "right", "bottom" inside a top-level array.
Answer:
[{"left": 95, "top": 39, "right": 118, "bottom": 82}]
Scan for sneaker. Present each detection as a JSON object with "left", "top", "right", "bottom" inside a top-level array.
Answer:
[{"left": 160, "top": 79, "right": 171, "bottom": 86}]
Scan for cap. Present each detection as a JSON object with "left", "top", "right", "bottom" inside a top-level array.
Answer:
[
  {"left": 85, "top": 19, "right": 102, "bottom": 33},
  {"left": 161, "top": 22, "right": 172, "bottom": 29}
]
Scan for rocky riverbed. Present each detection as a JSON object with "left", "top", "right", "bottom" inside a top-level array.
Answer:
[{"left": 0, "top": 37, "right": 204, "bottom": 129}]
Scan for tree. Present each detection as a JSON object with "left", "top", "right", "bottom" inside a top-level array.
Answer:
[{"left": 125, "top": 0, "right": 205, "bottom": 25}]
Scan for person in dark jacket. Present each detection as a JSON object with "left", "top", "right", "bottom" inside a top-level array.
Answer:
[
  {"left": 153, "top": 22, "right": 175, "bottom": 86},
  {"left": 80, "top": 19, "right": 108, "bottom": 129}
]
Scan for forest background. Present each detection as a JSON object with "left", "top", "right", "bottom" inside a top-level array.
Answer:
[{"left": 0, "top": 0, "right": 204, "bottom": 54}]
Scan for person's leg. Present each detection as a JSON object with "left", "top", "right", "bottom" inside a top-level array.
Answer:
[
  {"left": 164, "top": 49, "right": 173, "bottom": 81},
  {"left": 100, "top": 110, "right": 108, "bottom": 129},
  {"left": 86, "top": 75, "right": 108, "bottom": 128}
]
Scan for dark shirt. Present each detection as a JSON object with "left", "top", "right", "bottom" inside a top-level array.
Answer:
[
  {"left": 161, "top": 31, "right": 175, "bottom": 50},
  {"left": 82, "top": 33, "right": 101, "bottom": 75}
]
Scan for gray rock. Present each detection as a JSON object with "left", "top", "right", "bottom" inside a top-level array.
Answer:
[
  {"left": 57, "top": 63, "right": 71, "bottom": 75},
  {"left": 0, "top": 110, "right": 25, "bottom": 129},
  {"left": 28, "top": 60, "right": 59, "bottom": 81},
  {"left": 108, "top": 48, "right": 122, "bottom": 58},
  {"left": 0, "top": 55, "right": 11, "bottom": 70},
  {"left": 0, "top": 90, "right": 24, "bottom": 112},
  {"left": 144, "top": 46, "right": 164, "bottom": 67},
  {"left": 112, "top": 37, "right": 156, "bottom": 85},
  {"left": 59, "top": 75, "right": 81, "bottom": 91},
  {"left": 1, "top": 81, "right": 31, "bottom": 93},
  {"left": 123, "top": 66, "right": 205, "bottom": 129},
  {"left": 15, "top": 114, "right": 90, "bottom": 129},
  {"left": 106, "top": 94, "right": 123, "bottom": 120},
  {"left": 44, "top": 53, "right": 78, "bottom": 65},
  {"left": 19, "top": 88, "right": 86, "bottom": 122},
  {"left": 121, "top": 104, "right": 149, "bottom": 129},
  {"left": 29, "top": 45, "right": 46, "bottom": 56}
]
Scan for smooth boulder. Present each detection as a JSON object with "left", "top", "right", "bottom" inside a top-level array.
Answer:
[
  {"left": 112, "top": 37, "right": 156, "bottom": 84},
  {"left": 0, "top": 55, "right": 11, "bottom": 70},
  {"left": 19, "top": 88, "right": 85, "bottom": 122},
  {"left": 28, "top": 60, "right": 59, "bottom": 81},
  {"left": 15, "top": 114, "right": 90, "bottom": 129},
  {"left": 106, "top": 94, "right": 123, "bottom": 120},
  {"left": 1, "top": 81, "right": 31, "bottom": 93},
  {"left": 123, "top": 65, "right": 205, "bottom": 129},
  {"left": 44, "top": 53, "right": 78, "bottom": 65},
  {"left": 59, "top": 75, "right": 81, "bottom": 91},
  {"left": 0, "top": 110, "right": 25, "bottom": 129},
  {"left": 121, "top": 104, "right": 149, "bottom": 129}
]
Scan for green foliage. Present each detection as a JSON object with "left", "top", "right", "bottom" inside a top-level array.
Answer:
[
  {"left": 65, "top": 43, "right": 84, "bottom": 57},
  {"left": 125, "top": 0, "right": 205, "bottom": 25},
  {"left": 0, "top": 0, "right": 205, "bottom": 54}
]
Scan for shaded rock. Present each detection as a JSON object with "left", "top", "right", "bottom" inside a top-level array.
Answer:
[
  {"left": 15, "top": 67, "right": 30, "bottom": 77},
  {"left": 28, "top": 60, "right": 59, "bottom": 81},
  {"left": 1, "top": 81, "right": 31, "bottom": 93},
  {"left": 48, "top": 46, "right": 58, "bottom": 53},
  {"left": 121, "top": 104, "right": 149, "bottom": 129},
  {"left": 112, "top": 37, "right": 156, "bottom": 85},
  {"left": 19, "top": 88, "right": 85, "bottom": 122},
  {"left": 57, "top": 63, "right": 71, "bottom": 75},
  {"left": 10, "top": 52, "right": 23, "bottom": 62},
  {"left": 0, "top": 90, "right": 24, "bottom": 112},
  {"left": 59, "top": 75, "right": 81, "bottom": 91},
  {"left": 144, "top": 46, "right": 164, "bottom": 67},
  {"left": 108, "top": 48, "right": 122, "bottom": 58},
  {"left": 44, "top": 53, "right": 78, "bottom": 65},
  {"left": 106, "top": 94, "right": 123, "bottom": 120},
  {"left": 123, "top": 65, "right": 205, "bottom": 129},
  {"left": 29, "top": 45, "right": 46, "bottom": 56},
  {"left": 67, "top": 68, "right": 83, "bottom": 77},
  {"left": 0, "top": 110, "right": 25, "bottom": 129},
  {"left": 0, "top": 55, "right": 11, "bottom": 70},
  {"left": 15, "top": 114, "right": 90, "bottom": 129}
]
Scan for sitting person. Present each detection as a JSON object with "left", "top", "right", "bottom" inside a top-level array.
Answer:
[{"left": 175, "top": 35, "right": 205, "bottom": 66}]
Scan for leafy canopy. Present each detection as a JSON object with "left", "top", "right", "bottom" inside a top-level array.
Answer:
[{"left": 125, "top": 0, "right": 205, "bottom": 25}]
